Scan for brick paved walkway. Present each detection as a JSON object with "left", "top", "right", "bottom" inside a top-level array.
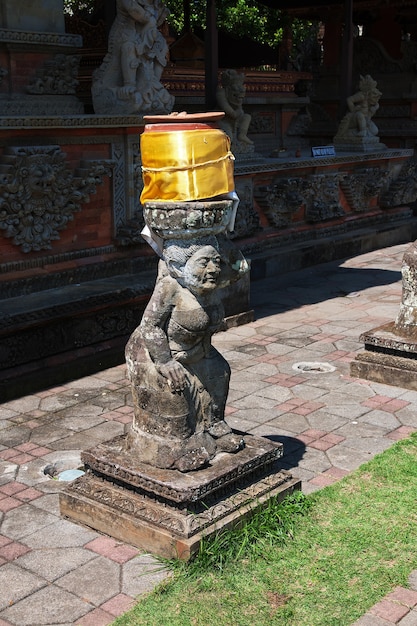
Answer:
[{"left": 1, "top": 242, "right": 417, "bottom": 625}]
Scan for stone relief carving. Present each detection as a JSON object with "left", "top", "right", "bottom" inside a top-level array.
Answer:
[
  {"left": 0, "top": 29, "right": 82, "bottom": 48},
  {"left": 0, "top": 146, "right": 112, "bottom": 253},
  {"left": 284, "top": 102, "right": 337, "bottom": 151},
  {"left": 305, "top": 173, "right": 345, "bottom": 223},
  {"left": 216, "top": 69, "right": 254, "bottom": 155},
  {"left": 380, "top": 155, "right": 417, "bottom": 208},
  {"left": 246, "top": 111, "right": 275, "bottom": 135},
  {"left": 229, "top": 181, "right": 260, "bottom": 239},
  {"left": 116, "top": 211, "right": 146, "bottom": 245},
  {"left": 27, "top": 54, "right": 80, "bottom": 95},
  {"left": 254, "top": 178, "right": 307, "bottom": 228},
  {"left": 69, "top": 466, "right": 291, "bottom": 537},
  {"left": 91, "top": 0, "right": 174, "bottom": 116},
  {"left": 340, "top": 167, "right": 389, "bottom": 212}
]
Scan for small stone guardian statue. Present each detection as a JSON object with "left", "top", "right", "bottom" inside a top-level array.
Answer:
[
  {"left": 334, "top": 75, "right": 386, "bottom": 151},
  {"left": 216, "top": 69, "right": 254, "bottom": 154},
  {"left": 92, "top": 0, "right": 174, "bottom": 115}
]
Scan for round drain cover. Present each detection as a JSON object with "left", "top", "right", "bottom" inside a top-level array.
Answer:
[
  {"left": 58, "top": 469, "right": 85, "bottom": 481},
  {"left": 292, "top": 361, "right": 336, "bottom": 374}
]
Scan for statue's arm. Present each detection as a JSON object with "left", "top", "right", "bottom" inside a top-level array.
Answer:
[
  {"left": 216, "top": 88, "right": 238, "bottom": 118},
  {"left": 140, "top": 278, "right": 175, "bottom": 362},
  {"left": 140, "top": 278, "right": 187, "bottom": 392},
  {"left": 346, "top": 92, "right": 364, "bottom": 111}
]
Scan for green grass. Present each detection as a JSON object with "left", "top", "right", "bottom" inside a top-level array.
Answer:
[{"left": 112, "top": 433, "right": 417, "bottom": 626}]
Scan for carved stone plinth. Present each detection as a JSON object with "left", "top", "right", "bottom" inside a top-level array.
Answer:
[
  {"left": 351, "top": 239, "right": 417, "bottom": 390},
  {"left": 351, "top": 322, "right": 417, "bottom": 390},
  {"left": 60, "top": 433, "right": 300, "bottom": 560},
  {"left": 334, "top": 137, "right": 387, "bottom": 153}
]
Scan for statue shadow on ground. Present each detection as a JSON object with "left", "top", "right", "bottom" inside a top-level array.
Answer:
[
  {"left": 234, "top": 431, "right": 306, "bottom": 472},
  {"left": 251, "top": 264, "right": 401, "bottom": 320},
  {"left": 264, "top": 434, "right": 306, "bottom": 471}
]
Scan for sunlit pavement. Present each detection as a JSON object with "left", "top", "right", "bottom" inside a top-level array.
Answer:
[{"left": 1, "top": 242, "right": 417, "bottom": 625}]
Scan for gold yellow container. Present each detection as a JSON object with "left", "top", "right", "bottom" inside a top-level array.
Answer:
[{"left": 140, "top": 123, "right": 235, "bottom": 203}]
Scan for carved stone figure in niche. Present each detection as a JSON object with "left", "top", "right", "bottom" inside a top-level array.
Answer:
[
  {"left": 92, "top": 0, "right": 174, "bottom": 115},
  {"left": 125, "top": 231, "right": 249, "bottom": 472},
  {"left": 334, "top": 75, "right": 386, "bottom": 151},
  {"left": 216, "top": 70, "right": 254, "bottom": 153}
]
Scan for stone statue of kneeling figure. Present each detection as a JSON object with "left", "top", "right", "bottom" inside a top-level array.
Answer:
[
  {"left": 334, "top": 74, "right": 385, "bottom": 150},
  {"left": 125, "top": 235, "right": 249, "bottom": 472},
  {"left": 216, "top": 69, "right": 254, "bottom": 152}
]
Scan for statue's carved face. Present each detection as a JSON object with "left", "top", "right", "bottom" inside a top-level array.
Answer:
[
  {"left": 224, "top": 83, "right": 245, "bottom": 106},
  {"left": 27, "top": 162, "right": 56, "bottom": 199},
  {"left": 182, "top": 245, "right": 221, "bottom": 294}
]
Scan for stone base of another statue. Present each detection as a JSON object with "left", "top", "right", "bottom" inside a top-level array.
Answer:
[
  {"left": 351, "top": 239, "right": 417, "bottom": 389},
  {"left": 60, "top": 432, "right": 301, "bottom": 560},
  {"left": 351, "top": 322, "right": 417, "bottom": 390},
  {"left": 333, "top": 135, "right": 387, "bottom": 153}
]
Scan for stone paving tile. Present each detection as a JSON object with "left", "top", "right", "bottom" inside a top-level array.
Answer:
[
  {"left": 387, "top": 425, "right": 417, "bottom": 441},
  {"left": 0, "top": 563, "right": 47, "bottom": 611},
  {"left": 121, "top": 554, "right": 171, "bottom": 597},
  {"left": 22, "top": 518, "right": 98, "bottom": 549},
  {"left": 15, "top": 547, "right": 97, "bottom": 581},
  {"left": 359, "top": 410, "right": 402, "bottom": 431},
  {"left": 1, "top": 584, "right": 93, "bottom": 626},
  {"left": 85, "top": 536, "right": 140, "bottom": 563},
  {"left": 398, "top": 609, "right": 417, "bottom": 625},
  {"left": 1, "top": 504, "right": 57, "bottom": 541},
  {"left": 0, "top": 540, "right": 31, "bottom": 562},
  {"left": 100, "top": 593, "right": 136, "bottom": 617},
  {"left": 75, "top": 607, "right": 115, "bottom": 626},
  {"left": 55, "top": 556, "right": 121, "bottom": 605}
]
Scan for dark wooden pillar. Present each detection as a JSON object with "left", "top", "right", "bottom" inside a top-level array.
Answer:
[
  {"left": 339, "top": 0, "right": 353, "bottom": 118},
  {"left": 205, "top": 0, "right": 218, "bottom": 110},
  {"left": 183, "top": 0, "right": 191, "bottom": 33}
]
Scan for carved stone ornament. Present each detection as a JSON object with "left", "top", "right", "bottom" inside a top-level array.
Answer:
[
  {"left": 254, "top": 177, "right": 307, "bottom": 228},
  {"left": 229, "top": 180, "right": 260, "bottom": 239},
  {"left": 380, "top": 155, "right": 417, "bottom": 208},
  {"left": 0, "top": 146, "right": 112, "bottom": 253},
  {"left": 305, "top": 173, "right": 345, "bottom": 223},
  {"left": 26, "top": 54, "right": 80, "bottom": 95},
  {"left": 340, "top": 167, "right": 389, "bottom": 212}
]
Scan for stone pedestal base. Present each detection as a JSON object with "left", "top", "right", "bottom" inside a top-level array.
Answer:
[
  {"left": 351, "top": 321, "right": 417, "bottom": 390},
  {"left": 334, "top": 138, "right": 387, "bottom": 152},
  {"left": 60, "top": 433, "right": 300, "bottom": 560}
]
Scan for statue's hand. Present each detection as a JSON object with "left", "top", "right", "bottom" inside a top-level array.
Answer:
[{"left": 157, "top": 360, "right": 187, "bottom": 393}]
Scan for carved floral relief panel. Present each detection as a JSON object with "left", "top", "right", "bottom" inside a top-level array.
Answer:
[
  {"left": 0, "top": 146, "right": 112, "bottom": 253},
  {"left": 340, "top": 167, "right": 389, "bottom": 212}
]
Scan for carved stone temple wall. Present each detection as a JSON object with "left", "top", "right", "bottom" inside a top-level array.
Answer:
[{"left": 0, "top": 0, "right": 84, "bottom": 116}]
